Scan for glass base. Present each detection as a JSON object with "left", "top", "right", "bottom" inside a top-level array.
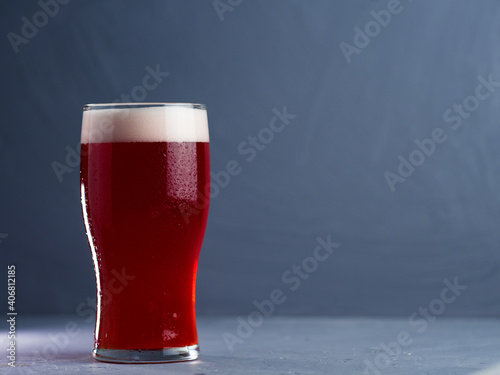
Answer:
[{"left": 92, "top": 344, "right": 199, "bottom": 363}]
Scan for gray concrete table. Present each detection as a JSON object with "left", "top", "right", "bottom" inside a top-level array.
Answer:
[{"left": 1, "top": 316, "right": 500, "bottom": 374}]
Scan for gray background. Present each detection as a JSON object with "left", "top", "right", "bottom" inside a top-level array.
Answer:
[{"left": 1, "top": 0, "right": 499, "bottom": 317}]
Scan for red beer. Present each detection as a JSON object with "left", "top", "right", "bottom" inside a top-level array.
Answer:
[{"left": 80, "top": 104, "right": 209, "bottom": 363}]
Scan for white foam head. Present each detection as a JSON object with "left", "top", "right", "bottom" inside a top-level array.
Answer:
[{"left": 81, "top": 104, "right": 209, "bottom": 144}]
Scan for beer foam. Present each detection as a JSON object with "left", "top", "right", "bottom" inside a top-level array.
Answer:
[{"left": 81, "top": 105, "right": 209, "bottom": 143}]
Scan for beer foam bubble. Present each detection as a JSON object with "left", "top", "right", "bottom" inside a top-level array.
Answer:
[{"left": 81, "top": 105, "right": 209, "bottom": 143}]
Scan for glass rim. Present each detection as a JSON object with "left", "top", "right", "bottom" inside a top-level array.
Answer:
[{"left": 83, "top": 103, "right": 206, "bottom": 111}]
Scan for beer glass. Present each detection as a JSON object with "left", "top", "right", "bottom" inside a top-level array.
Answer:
[{"left": 80, "top": 103, "right": 210, "bottom": 363}]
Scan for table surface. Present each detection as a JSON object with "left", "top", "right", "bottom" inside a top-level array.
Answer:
[{"left": 1, "top": 316, "right": 500, "bottom": 375}]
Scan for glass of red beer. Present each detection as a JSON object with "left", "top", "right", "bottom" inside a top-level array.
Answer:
[{"left": 80, "top": 103, "right": 210, "bottom": 363}]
